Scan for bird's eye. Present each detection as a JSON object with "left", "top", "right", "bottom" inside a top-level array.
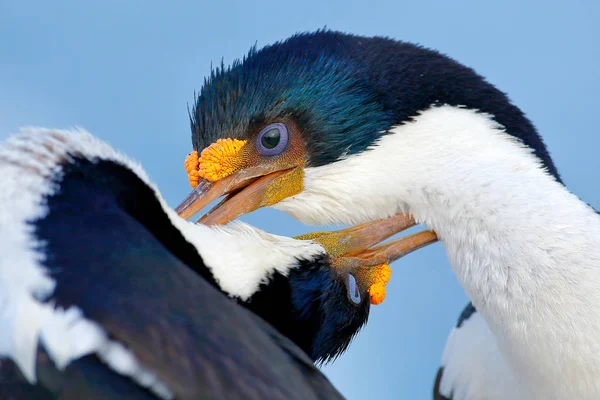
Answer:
[
  {"left": 256, "top": 123, "right": 289, "bottom": 156},
  {"left": 347, "top": 274, "right": 361, "bottom": 304}
]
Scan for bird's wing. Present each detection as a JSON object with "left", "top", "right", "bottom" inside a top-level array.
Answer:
[
  {"left": 0, "top": 129, "right": 343, "bottom": 400},
  {"left": 433, "top": 303, "right": 526, "bottom": 400}
]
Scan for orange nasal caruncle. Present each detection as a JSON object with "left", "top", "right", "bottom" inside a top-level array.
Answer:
[
  {"left": 198, "top": 138, "right": 247, "bottom": 182},
  {"left": 368, "top": 283, "right": 386, "bottom": 305},
  {"left": 184, "top": 138, "right": 247, "bottom": 187},
  {"left": 184, "top": 151, "right": 200, "bottom": 188},
  {"left": 368, "top": 263, "right": 392, "bottom": 305}
]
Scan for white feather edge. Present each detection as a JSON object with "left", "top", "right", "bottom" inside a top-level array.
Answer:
[
  {"left": 0, "top": 127, "right": 176, "bottom": 398},
  {"left": 0, "top": 127, "right": 325, "bottom": 399}
]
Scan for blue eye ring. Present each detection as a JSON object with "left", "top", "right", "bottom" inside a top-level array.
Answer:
[
  {"left": 347, "top": 274, "right": 361, "bottom": 304},
  {"left": 256, "top": 123, "right": 289, "bottom": 156}
]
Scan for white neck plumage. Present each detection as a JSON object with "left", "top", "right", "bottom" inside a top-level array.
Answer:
[{"left": 278, "top": 104, "right": 600, "bottom": 398}]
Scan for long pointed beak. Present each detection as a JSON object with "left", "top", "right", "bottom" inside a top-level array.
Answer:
[
  {"left": 350, "top": 230, "right": 438, "bottom": 265},
  {"left": 175, "top": 166, "right": 304, "bottom": 225},
  {"left": 295, "top": 213, "right": 438, "bottom": 266}
]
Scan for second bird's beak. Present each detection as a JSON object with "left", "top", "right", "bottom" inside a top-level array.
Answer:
[
  {"left": 296, "top": 213, "right": 438, "bottom": 305},
  {"left": 296, "top": 213, "right": 438, "bottom": 267}
]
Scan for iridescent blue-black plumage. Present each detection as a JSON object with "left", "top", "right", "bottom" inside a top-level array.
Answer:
[
  {"left": 22, "top": 155, "right": 343, "bottom": 399},
  {"left": 190, "top": 30, "right": 561, "bottom": 179},
  {"left": 245, "top": 258, "right": 370, "bottom": 364},
  {"left": 190, "top": 35, "right": 387, "bottom": 167}
]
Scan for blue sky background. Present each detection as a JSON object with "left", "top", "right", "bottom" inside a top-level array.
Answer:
[{"left": 1, "top": 1, "right": 599, "bottom": 398}]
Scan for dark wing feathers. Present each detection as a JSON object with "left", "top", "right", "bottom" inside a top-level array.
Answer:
[
  {"left": 2, "top": 349, "right": 157, "bottom": 400},
  {"left": 7, "top": 156, "right": 344, "bottom": 400}
]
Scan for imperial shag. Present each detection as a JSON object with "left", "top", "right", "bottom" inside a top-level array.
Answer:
[
  {"left": 0, "top": 128, "right": 417, "bottom": 399},
  {"left": 177, "top": 30, "right": 600, "bottom": 399}
]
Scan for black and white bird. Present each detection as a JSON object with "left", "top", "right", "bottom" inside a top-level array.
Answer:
[
  {"left": 176, "top": 30, "right": 600, "bottom": 399},
  {"left": 0, "top": 127, "right": 414, "bottom": 399}
]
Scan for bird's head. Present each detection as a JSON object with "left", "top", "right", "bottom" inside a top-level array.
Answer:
[
  {"left": 177, "top": 30, "right": 393, "bottom": 224},
  {"left": 237, "top": 213, "right": 435, "bottom": 363},
  {"left": 177, "top": 29, "right": 561, "bottom": 249}
]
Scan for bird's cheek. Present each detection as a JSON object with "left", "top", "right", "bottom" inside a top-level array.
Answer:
[{"left": 258, "top": 166, "right": 305, "bottom": 207}]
